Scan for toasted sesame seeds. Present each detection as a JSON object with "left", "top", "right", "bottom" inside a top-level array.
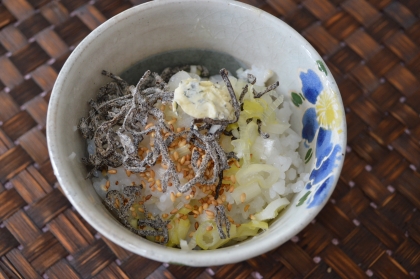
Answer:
[
  {"left": 167, "top": 223, "right": 173, "bottom": 229},
  {"left": 240, "top": 193, "right": 246, "bottom": 203},
  {"left": 178, "top": 139, "right": 187, "bottom": 147},
  {"left": 145, "top": 194, "right": 152, "bottom": 201},
  {"left": 229, "top": 185, "right": 235, "bottom": 193},
  {"left": 162, "top": 213, "right": 169, "bottom": 219},
  {"left": 195, "top": 222, "right": 199, "bottom": 230},
  {"left": 108, "top": 169, "right": 117, "bottom": 174},
  {"left": 206, "top": 226, "right": 213, "bottom": 231},
  {"left": 170, "top": 192, "right": 176, "bottom": 202},
  {"left": 181, "top": 215, "right": 188, "bottom": 220},
  {"left": 244, "top": 204, "right": 250, "bottom": 212},
  {"left": 145, "top": 123, "right": 154, "bottom": 129},
  {"left": 205, "top": 210, "right": 214, "bottom": 217},
  {"left": 184, "top": 204, "right": 192, "bottom": 209},
  {"left": 227, "top": 203, "right": 232, "bottom": 211},
  {"left": 230, "top": 175, "right": 236, "bottom": 184},
  {"left": 138, "top": 207, "right": 145, "bottom": 213},
  {"left": 249, "top": 214, "right": 255, "bottom": 220},
  {"left": 170, "top": 208, "right": 178, "bottom": 214},
  {"left": 176, "top": 192, "right": 182, "bottom": 197}
]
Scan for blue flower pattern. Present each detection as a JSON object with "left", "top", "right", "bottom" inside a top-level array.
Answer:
[{"left": 296, "top": 68, "right": 343, "bottom": 208}]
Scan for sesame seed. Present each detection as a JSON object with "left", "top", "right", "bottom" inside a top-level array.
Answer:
[
  {"left": 108, "top": 169, "right": 117, "bottom": 174},
  {"left": 145, "top": 194, "right": 152, "bottom": 201},
  {"left": 170, "top": 192, "right": 176, "bottom": 202},
  {"left": 105, "top": 180, "right": 110, "bottom": 189},
  {"left": 150, "top": 170, "right": 155, "bottom": 178},
  {"left": 170, "top": 208, "right": 178, "bottom": 214},
  {"left": 115, "top": 181, "right": 119, "bottom": 185},
  {"left": 178, "top": 139, "right": 187, "bottom": 147},
  {"left": 185, "top": 195, "right": 191, "bottom": 200},
  {"left": 145, "top": 123, "right": 154, "bottom": 129},
  {"left": 230, "top": 175, "right": 236, "bottom": 184},
  {"left": 229, "top": 185, "right": 234, "bottom": 193},
  {"left": 195, "top": 222, "right": 199, "bottom": 230},
  {"left": 240, "top": 193, "right": 246, "bottom": 203},
  {"left": 244, "top": 204, "right": 250, "bottom": 212},
  {"left": 167, "top": 224, "right": 173, "bottom": 229},
  {"left": 205, "top": 210, "right": 214, "bottom": 217},
  {"left": 206, "top": 226, "right": 213, "bottom": 231},
  {"left": 184, "top": 204, "right": 192, "bottom": 209},
  {"left": 162, "top": 213, "right": 169, "bottom": 218},
  {"left": 181, "top": 215, "right": 188, "bottom": 220},
  {"left": 203, "top": 203, "right": 209, "bottom": 210},
  {"left": 138, "top": 207, "right": 145, "bottom": 213},
  {"left": 227, "top": 203, "right": 232, "bottom": 211},
  {"left": 234, "top": 160, "right": 240, "bottom": 168},
  {"left": 125, "top": 170, "right": 132, "bottom": 177},
  {"left": 249, "top": 214, "right": 255, "bottom": 220},
  {"left": 176, "top": 192, "right": 182, "bottom": 197}
]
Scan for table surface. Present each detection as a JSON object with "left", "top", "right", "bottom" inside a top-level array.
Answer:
[{"left": 0, "top": 0, "right": 419, "bottom": 278}]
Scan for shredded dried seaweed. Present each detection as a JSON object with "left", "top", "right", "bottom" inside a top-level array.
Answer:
[
  {"left": 104, "top": 185, "right": 170, "bottom": 244},
  {"left": 215, "top": 205, "right": 230, "bottom": 239},
  {"left": 79, "top": 65, "right": 279, "bottom": 241}
]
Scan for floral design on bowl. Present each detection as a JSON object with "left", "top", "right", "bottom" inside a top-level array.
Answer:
[{"left": 291, "top": 61, "right": 345, "bottom": 208}]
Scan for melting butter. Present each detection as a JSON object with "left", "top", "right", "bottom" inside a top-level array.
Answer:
[{"left": 173, "top": 78, "right": 234, "bottom": 120}]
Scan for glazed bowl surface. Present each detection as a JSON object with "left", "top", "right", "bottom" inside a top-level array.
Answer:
[{"left": 47, "top": 0, "right": 346, "bottom": 266}]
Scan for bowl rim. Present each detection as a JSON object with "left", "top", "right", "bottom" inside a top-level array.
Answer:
[{"left": 47, "top": 0, "right": 347, "bottom": 266}]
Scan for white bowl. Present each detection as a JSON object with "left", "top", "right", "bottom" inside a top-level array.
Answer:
[{"left": 47, "top": 0, "right": 346, "bottom": 266}]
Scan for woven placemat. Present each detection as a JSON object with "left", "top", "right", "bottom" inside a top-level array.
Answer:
[{"left": 0, "top": 0, "right": 419, "bottom": 278}]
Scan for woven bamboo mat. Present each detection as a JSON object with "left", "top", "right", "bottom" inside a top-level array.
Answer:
[{"left": 0, "top": 0, "right": 419, "bottom": 278}]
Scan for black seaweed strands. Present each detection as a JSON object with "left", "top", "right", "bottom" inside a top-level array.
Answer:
[
  {"left": 104, "top": 185, "right": 170, "bottom": 243},
  {"left": 78, "top": 66, "right": 279, "bottom": 242}
]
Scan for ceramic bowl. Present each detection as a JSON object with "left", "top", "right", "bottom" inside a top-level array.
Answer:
[{"left": 47, "top": 0, "right": 346, "bottom": 266}]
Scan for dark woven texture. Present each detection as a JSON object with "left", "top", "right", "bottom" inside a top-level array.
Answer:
[{"left": 0, "top": 0, "right": 419, "bottom": 278}]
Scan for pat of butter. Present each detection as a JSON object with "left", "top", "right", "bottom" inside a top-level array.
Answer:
[{"left": 173, "top": 78, "right": 234, "bottom": 120}]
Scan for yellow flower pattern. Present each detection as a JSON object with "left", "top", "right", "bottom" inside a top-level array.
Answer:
[{"left": 315, "top": 89, "right": 342, "bottom": 130}]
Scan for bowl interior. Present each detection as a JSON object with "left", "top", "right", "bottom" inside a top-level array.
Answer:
[{"left": 47, "top": 0, "right": 346, "bottom": 266}]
